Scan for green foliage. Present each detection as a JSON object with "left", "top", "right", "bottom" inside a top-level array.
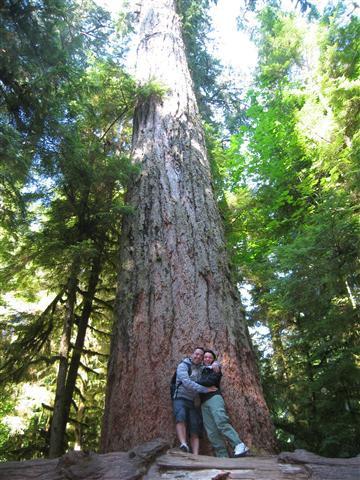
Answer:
[
  {"left": 137, "top": 80, "right": 169, "bottom": 101},
  {"left": 0, "top": 52, "right": 138, "bottom": 451},
  {"left": 254, "top": 8, "right": 304, "bottom": 87},
  {"left": 176, "top": 0, "right": 220, "bottom": 122},
  {"left": 0, "top": 383, "right": 52, "bottom": 460},
  {"left": 176, "top": 0, "right": 246, "bottom": 130},
  {"left": 0, "top": 0, "right": 141, "bottom": 459},
  {"left": 221, "top": 4, "right": 360, "bottom": 457},
  {"left": 0, "top": 393, "right": 13, "bottom": 461},
  {"left": 0, "top": 0, "right": 114, "bottom": 227}
]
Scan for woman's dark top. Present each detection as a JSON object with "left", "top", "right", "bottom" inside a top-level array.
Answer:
[{"left": 197, "top": 366, "right": 222, "bottom": 403}]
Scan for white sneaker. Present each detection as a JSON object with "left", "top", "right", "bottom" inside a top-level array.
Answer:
[
  {"left": 179, "top": 443, "right": 190, "bottom": 453},
  {"left": 234, "top": 443, "right": 249, "bottom": 457}
]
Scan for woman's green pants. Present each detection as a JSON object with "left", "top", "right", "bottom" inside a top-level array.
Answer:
[{"left": 201, "top": 394, "right": 242, "bottom": 457}]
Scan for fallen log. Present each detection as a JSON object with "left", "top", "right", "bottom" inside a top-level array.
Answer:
[
  {"left": 157, "top": 449, "right": 280, "bottom": 470},
  {"left": 278, "top": 449, "right": 360, "bottom": 480},
  {"left": 0, "top": 440, "right": 358, "bottom": 480},
  {"left": 278, "top": 449, "right": 360, "bottom": 466},
  {"left": 154, "top": 449, "right": 308, "bottom": 479},
  {"left": 0, "top": 438, "right": 169, "bottom": 480}
]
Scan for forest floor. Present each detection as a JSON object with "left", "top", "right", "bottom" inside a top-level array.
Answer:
[{"left": 0, "top": 438, "right": 358, "bottom": 480}]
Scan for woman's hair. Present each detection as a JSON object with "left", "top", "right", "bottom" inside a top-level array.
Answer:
[{"left": 204, "top": 349, "right": 217, "bottom": 360}]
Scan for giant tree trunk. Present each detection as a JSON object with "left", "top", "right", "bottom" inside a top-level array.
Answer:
[{"left": 101, "top": 0, "right": 276, "bottom": 453}]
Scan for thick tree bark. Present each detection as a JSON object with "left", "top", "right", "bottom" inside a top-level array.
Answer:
[{"left": 101, "top": 0, "right": 276, "bottom": 453}]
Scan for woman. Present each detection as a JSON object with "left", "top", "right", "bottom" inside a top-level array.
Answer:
[{"left": 197, "top": 349, "right": 249, "bottom": 458}]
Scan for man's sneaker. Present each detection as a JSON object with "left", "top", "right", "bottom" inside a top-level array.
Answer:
[
  {"left": 234, "top": 443, "right": 249, "bottom": 457},
  {"left": 179, "top": 443, "right": 190, "bottom": 453}
]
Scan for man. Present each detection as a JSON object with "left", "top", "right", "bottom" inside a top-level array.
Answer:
[
  {"left": 197, "top": 349, "right": 249, "bottom": 458},
  {"left": 172, "top": 347, "right": 217, "bottom": 454}
]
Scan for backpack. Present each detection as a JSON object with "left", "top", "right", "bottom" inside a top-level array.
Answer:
[{"left": 170, "top": 361, "right": 191, "bottom": 399}]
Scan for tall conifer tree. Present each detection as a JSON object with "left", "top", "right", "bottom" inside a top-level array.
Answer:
[{"left": 101, "top": 0, "right": 276, "bottom": 452}]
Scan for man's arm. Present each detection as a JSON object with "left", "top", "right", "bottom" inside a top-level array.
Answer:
[{"left": 177, "top": 362, "right": 216, "bottom": 393}]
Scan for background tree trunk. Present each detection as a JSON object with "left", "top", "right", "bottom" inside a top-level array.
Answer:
[
  {"left": 62, "top": 252, "right": 103, "bottom": 436},
  {"left": 101, "top": 0, "right": 276, "bottom": 453},
  {"left": 49, "top": 263, "right": 79, "bottom": 458}
]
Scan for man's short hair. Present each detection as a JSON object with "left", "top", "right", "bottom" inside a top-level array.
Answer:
[
  {"left": 194, "top": 346, "right": 205, "bottom": 353},
  {"left": 204, "top": 349, "right": 217, "bottom": 360}
]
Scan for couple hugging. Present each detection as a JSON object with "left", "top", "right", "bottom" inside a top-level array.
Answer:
[{"left": 172, "top": 346, "right": 249, "bottom": 458}]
